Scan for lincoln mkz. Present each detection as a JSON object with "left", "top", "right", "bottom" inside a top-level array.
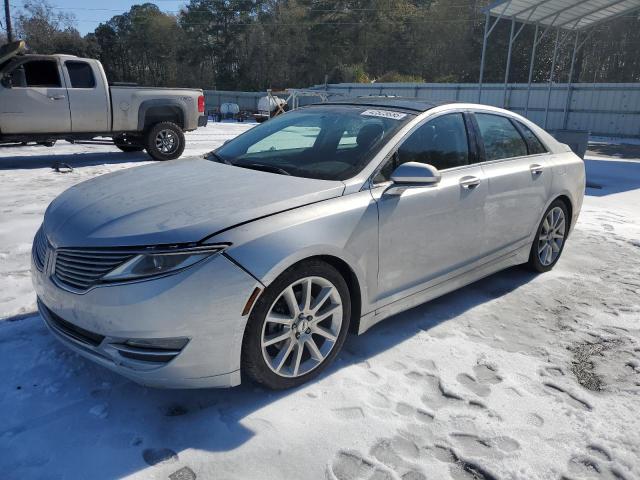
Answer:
[{"left": 32, "top": 98, "right": 585, "bottom": 389}]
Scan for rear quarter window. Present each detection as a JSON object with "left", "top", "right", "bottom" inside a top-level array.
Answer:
[
  {"left": 516, "top": 121, "right": 548, "bottom": 154},
  {"left": 65, "top": 61, "right": 96, "bottom": 88}
]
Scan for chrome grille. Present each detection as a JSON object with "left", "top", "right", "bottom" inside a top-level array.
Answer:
[
  {"left": 54, "top": 249, "right": 135, "bottom": 291},
  {"left": 32, "top": 227, "right": 48, "bottom": 271}
]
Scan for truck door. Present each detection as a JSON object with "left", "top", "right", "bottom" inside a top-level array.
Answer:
[
  {"left": 0, "top": 58, "right": 71, "bottom": 134},
  {"left": 62, "top": 60, "right": 110, "bottom": 132}
]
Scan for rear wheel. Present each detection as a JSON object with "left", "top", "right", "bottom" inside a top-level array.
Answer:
[
  {"left": 144, "top": 122, "right": 185, "bottom": 161},
  {"left": 114, "top": 134, "right": 143, "bottom": 153},
  {"left": 527, "top": 199, "right": 569, "bottom": 272},
  {"left": 242, "top": 260, "right": 351, "bottom": 389}
]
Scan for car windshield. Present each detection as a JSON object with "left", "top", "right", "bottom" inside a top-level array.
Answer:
[{"left": 207, "top": 105, "right": 414, "bottom": 181}]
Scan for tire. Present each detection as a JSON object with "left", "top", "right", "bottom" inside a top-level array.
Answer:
[
  {"left": 114, "top": 134, "right": 144, "bottom": 153},
  {"left": 527, "top": 199, "right": 570, "bottom": 273},
  {"left": 144, "top": 122, "right": 185, "bottom": 161},
  {"left": 242, "top": 260, "right": 351, "bottom": 389}
]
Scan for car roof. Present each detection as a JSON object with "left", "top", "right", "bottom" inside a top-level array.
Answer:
[{"left": 317, "top": 96, "right": 443, "bottom": 113}]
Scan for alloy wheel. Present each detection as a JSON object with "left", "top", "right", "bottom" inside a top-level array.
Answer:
[
  {"left": 538, "top": 206, "right": 566, "bottom": 266},
  {"left": 261, "top": 276, "right": 343, "bottom": 378},
  {"left": 155, "top": 129, "right": 178, "bottom": 154}
]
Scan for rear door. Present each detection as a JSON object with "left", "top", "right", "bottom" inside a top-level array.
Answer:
[
  {"left": 0, "top": 58, "right": 71, "bottom": 134},
  {"left": 62, "top": 60, "right": 109, "bottom": 132},
  {"left": 471, "top": 112, "right": 553, "bottom": 254},
  {"left": 373, "top": 111, "right": 488, "bottom": 300}
]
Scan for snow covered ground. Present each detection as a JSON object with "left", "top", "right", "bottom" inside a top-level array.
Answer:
[{"left": 1, "top": 124, "right": 639, "bottom": 480}]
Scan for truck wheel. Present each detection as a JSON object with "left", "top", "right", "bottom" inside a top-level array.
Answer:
[
  {"left": 114, "top": 134, "right": 144, "bottom": 153},
  {"left": 144, "top": 122, "right": 185, "bottom": 161}
]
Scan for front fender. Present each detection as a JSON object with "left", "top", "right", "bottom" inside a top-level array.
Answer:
[{"left": 206, "top": 191, "right": 379, "bottom": 315}]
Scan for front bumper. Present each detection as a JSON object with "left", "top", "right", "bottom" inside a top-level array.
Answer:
[{"left": 32, "top": 252, "right": 261, "bottom": 388}]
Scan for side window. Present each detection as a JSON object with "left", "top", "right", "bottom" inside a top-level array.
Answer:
[
  {"left": 65, "top": 61, "right": 96, "bottom": 88},
  {"left": 516, "top": 121, "right": 548, "bottom": 155},
  {"left": 12, "top": 60, "right": 62, "bottom": 88},
  {"left": 376, "top": 113, "right": 469, "bottom": 181},
  {"left": 398, "top": 113, "right": 469, "bottom": 171},
  {"left": 475, "top": 113, "right": 528, "bottom": 161}
]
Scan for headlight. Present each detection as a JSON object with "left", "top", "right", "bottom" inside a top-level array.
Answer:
[{"left": 102, "top": 246, "right": 225, "bottom": 282}]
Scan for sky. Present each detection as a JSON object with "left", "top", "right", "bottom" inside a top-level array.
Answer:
[{"left": 12, "top": 0, "right": 188, "bottom": 35}]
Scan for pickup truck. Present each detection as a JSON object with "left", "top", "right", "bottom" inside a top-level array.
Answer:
[{"left": 0, "top": 42, "right": 207, "bottom": 160}]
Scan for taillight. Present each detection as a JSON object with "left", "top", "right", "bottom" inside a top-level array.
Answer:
[{"left": 198, "top": 95, "right": 205, "bottom": 113}]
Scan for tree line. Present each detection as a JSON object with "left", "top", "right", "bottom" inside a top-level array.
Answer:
[{"left": 3, "top": 0, "right": 640, "bottom": 90}]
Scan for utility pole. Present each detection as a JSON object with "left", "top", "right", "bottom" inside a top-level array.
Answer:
[{"left": 4, "top": 0, "right": 13, "bottom": 42}]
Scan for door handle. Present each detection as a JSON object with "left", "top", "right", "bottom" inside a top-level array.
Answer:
[
  {"left": 48, "top": 95, "right": 66, "bottom": 100},
  {"left": 459, "top": 176, "right": 481, "bottom": 189},
  {"left": 530, "top": 164, "right": 544, "bottom": 176}
]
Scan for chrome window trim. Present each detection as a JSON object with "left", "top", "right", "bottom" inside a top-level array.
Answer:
[{"left": 474, "top": 151, "right": 551, "bottom": 169}]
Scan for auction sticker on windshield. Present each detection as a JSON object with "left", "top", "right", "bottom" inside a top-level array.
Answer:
[{"left": 361, "top": 109, "right": 408, "bottom": 120}]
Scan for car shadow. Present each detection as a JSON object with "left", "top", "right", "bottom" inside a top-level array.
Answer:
[
  {"left": 0, "top": 151, "right": 151, "bottom": 170},
  {"left": 584, "top": 157, "right": 640, "bottom": 197},
  {"left": 0, "top": 265, "right": 536, "bottom": 479}
]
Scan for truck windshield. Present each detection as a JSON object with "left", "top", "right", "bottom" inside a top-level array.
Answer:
[{"left": 207, "top": 105, "right": 413, "bottom": 181}]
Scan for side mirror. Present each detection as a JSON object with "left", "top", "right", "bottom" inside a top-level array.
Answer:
[{"left": 385, "top": 162, "right": 441, "bottom": 195}]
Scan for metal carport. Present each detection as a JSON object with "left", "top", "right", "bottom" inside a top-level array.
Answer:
[{"left": 478, "top": 0, "right": 640, "bottom": 129}]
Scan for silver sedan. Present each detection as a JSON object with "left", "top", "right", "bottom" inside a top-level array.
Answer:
[{"left": 32, "top": 98, "right": 585, "bottom": 389}]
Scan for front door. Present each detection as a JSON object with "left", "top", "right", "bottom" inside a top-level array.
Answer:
[
  {"left": 0, "top": 59, "right": 71, "bottom": 134},
  {"left": 373, "top": 112, "right": 488, "bottom": 301}
]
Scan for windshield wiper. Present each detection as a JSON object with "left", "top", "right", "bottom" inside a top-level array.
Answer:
[
  {"left": 234, "top": 162, "right": 292, "bottom": 176},
  {"left": 206, "top": 151, "right": 230, "bottom": 164}
]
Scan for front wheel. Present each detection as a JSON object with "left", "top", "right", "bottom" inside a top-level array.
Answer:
[
  {"left": 527, "top": 199, "right": 570, "bottom": 272},
  {"left": 242, "top": 260, "right": 351, "bottom": 389},
  {"left": 144, "top": 122, "right": 185, "bottom": 161}
]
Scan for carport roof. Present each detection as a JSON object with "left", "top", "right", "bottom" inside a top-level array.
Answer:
[{"left": 485, "top": 0, "right": 640, "bottom": 30}]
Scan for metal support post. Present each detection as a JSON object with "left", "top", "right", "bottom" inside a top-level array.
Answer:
[
  {"left": 562, "top": 32, "right": 579, "bottom": 130},
  {"left": 544, "top": 28, "right": 560, "bottom": 129},
  {"left": 478, "top": 11, "right": 490, "bottom": 103},
  {"left": 503, "top": 18, "right": 516, "bottom": 108},
  {"left": 524, "top": 24, "right": 539, "bottom": 117}
]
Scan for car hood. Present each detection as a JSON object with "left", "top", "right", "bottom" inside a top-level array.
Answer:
[{"left": 43, "top": 158, "right": 345, "bottom": 248}]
